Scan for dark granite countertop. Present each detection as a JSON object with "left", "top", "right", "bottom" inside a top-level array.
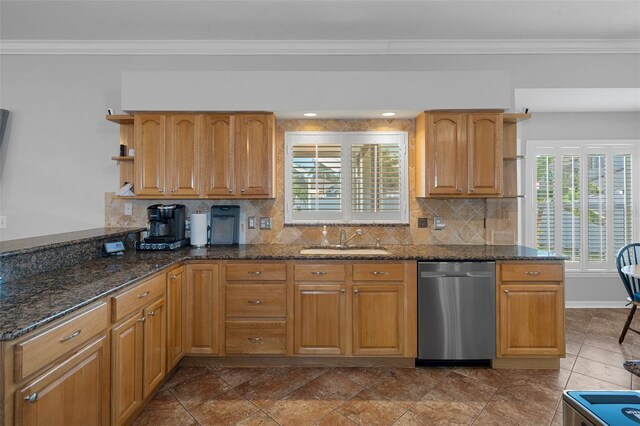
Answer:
[{"left": 0, "top": 244, "right": 563, "bottom": 341}]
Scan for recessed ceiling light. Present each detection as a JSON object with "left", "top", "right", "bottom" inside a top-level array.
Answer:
[
  {"left": 303, "top": 112, "right": 317, "bottom": 117},
  {"left": 382, "top": 112, "right": 396, "bottom": 117}
]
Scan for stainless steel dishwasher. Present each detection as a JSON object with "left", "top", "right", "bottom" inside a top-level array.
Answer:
[{"left": 417, "top": 262, "right": 496, "bottom": 366}]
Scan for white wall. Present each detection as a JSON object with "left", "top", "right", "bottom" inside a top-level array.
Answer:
[{"left": 1, "top": 53, "right": 639, "bottom": 266}]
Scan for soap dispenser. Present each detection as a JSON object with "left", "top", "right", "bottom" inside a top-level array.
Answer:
[{"left": 321, "top": 225, "right": 329, "bottom": 247}]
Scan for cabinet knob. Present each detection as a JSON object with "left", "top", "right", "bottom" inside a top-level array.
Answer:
[
  {"left": 469, "top": 187, "right": 475, "bottom": 193},
  {"left": 138, "top": 316, "right": 146, "bottom": 323},
  {"left": 241, "top": 188, "right": 246, "bottom": 193},
  {"left": 354, "top": 289, "right": 359, "bottom": 294},
  {"left": 340, "top": 288, "right": 346, "bottom": 294},
  {"left": 504, "top": 289, "right": 510, "bottom": 294},
  {"left": 170, "top": 189, "right": 175, "bottom": 193},
  {"left": 159, "top": 189, "right": 164, "bottom": 193},
  {"left": 228, "top": 188, "right": 233, "bottom": 193},
  {"left": 148, "top": 311, "right": 156, "bottom": 317},
  {"left": 170, "top": 275, "right": 176, "bottom": 280},
  {"left": 24, "top": 393, "right": 38, "bottom": 403}
]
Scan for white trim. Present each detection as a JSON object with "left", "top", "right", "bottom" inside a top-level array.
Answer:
[
  {"left": 2, "top": 39, "right": 639, "bottom": 56},
  {"left": 566, "top": 301, "right": 629, "bottom": 309}
]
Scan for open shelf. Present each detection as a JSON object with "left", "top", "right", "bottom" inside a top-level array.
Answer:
[
  {"left": 106, "top": 115, "right": 134, "bottom": 124},
  {"left": 503, "top": 113, "right": 532, "bottom": 123}
]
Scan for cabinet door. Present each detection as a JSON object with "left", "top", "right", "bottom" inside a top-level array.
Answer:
[
  {"left": 166, "top": 267, "right": 185, "bottom": 370},
  {"left": 202, "top": 114, "right": 235, "bottom": 197},
  {"left": 15, "top": 336, "right": 109, "bottom": 426},
  {"left": 134, "top": 114, "right": 166, "bottom": 196},
  {"left": 235, "top": 114, "right": 274, "bottom": 197},
  {"left": 143, "top": 297, "right": 166, "bottom": 398},
  {"left": 186, "top": 264, "right": 220, "bottom": 354},
  {"left": 498, "top": 283, "right": 565, "bottom": 356},
  {"left": 352, "top": 285, "right": 404, "bottom": 356},
  {"left": 111, "top": 313, "right": 144, "bottom": 425},
  {"left": 294, "top": 285, "right": 346, "bottom": 355},
  {"left": 426, "top": 113, "right": 466, "bottom": 196},
  {"left": 467, "top": 113, "right": 503, "bottom": 196},
  {"left": 166, "top": 114, "right": 200, "bottom": 196}
]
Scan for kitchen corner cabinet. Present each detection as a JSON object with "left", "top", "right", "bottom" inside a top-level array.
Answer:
[
  {"left": 416, "top": 111, "right": 503, "bottom": 198},
  {"left": 134, "top": 114, "right": 200, "bottom": 197},
  {"left": 166, "top": 266, "right": 185, "bottom": 370},
  {"left": 185, "top": 264, "right": 220, "bottom": 354},
  {"left": 496, "top": 261, "right": 565, "bottom": 357}
]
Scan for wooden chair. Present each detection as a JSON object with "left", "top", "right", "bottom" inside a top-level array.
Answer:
[{"left": 617, "top": 243, "right": 640, "bottom": 343}]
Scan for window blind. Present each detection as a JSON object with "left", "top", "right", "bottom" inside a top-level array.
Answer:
[
  {"left": 291, "top": 144, "right": 342, "bottom": 214},
  {"left": 351, "top": 143, "right": 402, "bottom": 213}
]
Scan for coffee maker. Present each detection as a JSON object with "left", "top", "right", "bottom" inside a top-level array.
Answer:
[{"left": 136, "top": 204, "right": 189, "bottom": 250}]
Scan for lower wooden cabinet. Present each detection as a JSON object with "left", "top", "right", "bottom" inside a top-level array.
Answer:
[
  {"left": 111, "top": 297, "right": 166, "bottom": 425},
  {"left": 294, "top": 284, "right": 347, "bottom": 355},
  {"left": 166, "top": 266, "right": 185, "bottom": 370},
  {"left": 185, "top": 264, "right": 220, "bottom": 354},
  {"left": 496, "top": 261, "right": 565, "bottom": 357},
  {"left": 15, "top": 335, "right": 109, "bottom": 426},
  {"left": 352, "top": 285, "right": 404, "bottom": 356}
]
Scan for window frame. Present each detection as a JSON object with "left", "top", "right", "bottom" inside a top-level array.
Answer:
[
  {"left": 524, "top": 139, "right": 639, "bottom": 273},
  {"left": 284, "top": 131, "right": 409, "bottom": 225}
]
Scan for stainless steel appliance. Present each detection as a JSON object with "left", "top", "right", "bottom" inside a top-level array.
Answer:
[
  {"left": 210, "top": 205, "right": 240, "bottom": 245},
  {"left": 136, "top": 204, "right": 189, "bottom": 250},
  {"left": 417, "top": 261, "right": 495, "bottom": 366}
]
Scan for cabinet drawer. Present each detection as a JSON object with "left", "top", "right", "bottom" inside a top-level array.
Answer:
[
  {"left": 225, "top": 321, "right": 286, "bottom": 354},
  {"left": 500, "top": 263, "right": 563, "bottom": 282},
  {"left": 352, "top": 264, "right": 404, "bottom": 281},
  {"left": 14, "top": 302, "right": 108, "bottom": 381},
  {"left": 226, "top": 263, "right": 286, "bottom": 281},
  {"left": 294, "top": 264, "right": 346, "bottom": 282},
  {"left": 226, "top": 284, "right": 286, "bottom": 318},
  {"left": 111, "top": 273, "right": 165, "bottom": 322}
]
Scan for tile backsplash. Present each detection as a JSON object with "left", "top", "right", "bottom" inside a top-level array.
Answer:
[{"left": 105, "top": 119, "right": 493, "bottom": 245}]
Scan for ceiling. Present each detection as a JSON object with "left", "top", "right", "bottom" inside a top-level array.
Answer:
[{"left": 1, "top": 0, "right": 639, "bottom": 42}]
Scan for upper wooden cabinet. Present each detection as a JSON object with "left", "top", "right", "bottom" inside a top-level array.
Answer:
[
  {"left": 416, "top": 111, "right": 503, "bottom": 198},
  {"left": 124, "top": 112, "right": 275, "bottom": 199}
]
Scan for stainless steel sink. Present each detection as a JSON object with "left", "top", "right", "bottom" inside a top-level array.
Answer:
[{"left": 299, "top": 246, "right": 392, "bottom": 256}]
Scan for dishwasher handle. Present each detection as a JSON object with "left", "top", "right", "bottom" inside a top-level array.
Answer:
[{"left": 420, "top": 271, "right": 494, "bottom": 279}]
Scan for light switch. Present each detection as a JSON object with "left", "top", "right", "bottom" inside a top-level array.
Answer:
[
  {"left": 124, "top": 203, "right": 133, "bottom": 216},
  {"left": 248, "top": 216, "right": 256, "bottom": 229},
  {"left": 434, "top": 216, "right": 445, "bottom": 230},
  {"left": 259, "top": 217, "right": 272, "bottom": 230}
]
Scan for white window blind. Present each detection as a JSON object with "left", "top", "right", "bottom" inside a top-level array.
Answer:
[
  {"left": 527, "top": 141, "right": 638, "bottom": 272},
  {"left": 285, "top": 132, "right": 408, "bottom": 224}
]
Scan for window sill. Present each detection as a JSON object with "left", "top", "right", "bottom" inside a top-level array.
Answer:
[
  {"left": 565, "top": 271, "right": 620, "bottom": 279},
  {"left": 284, "top": 222, "right": 410, "bottom": 227}
]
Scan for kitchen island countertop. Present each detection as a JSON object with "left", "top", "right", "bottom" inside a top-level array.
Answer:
[{"left": 0, "top": 244, "right": 564, "bottom": 341}]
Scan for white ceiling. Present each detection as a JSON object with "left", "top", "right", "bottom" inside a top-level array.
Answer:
[{"left": 1, "top": 0, "right": 639, "bottom": 42}]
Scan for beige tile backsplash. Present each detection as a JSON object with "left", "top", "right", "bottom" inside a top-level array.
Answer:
[{"left": 105, "top": 119, "right": 514, "bottom": 245}]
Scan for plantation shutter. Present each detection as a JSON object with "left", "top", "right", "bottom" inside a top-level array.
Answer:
[{"left": 535, "top": 155, "right": 556, "bottom": 254}]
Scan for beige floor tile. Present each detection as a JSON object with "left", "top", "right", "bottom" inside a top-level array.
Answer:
[
  {"left": 333, "top": 367, "right": 392, "bottom": 388},
  {"left": 395, "top": 400, "right": 480, "bottom": 426},
  {"left": 565, "top": 371, "right": 629, "bottom": 391},
  {"left": 133, "top": 390, "right": 198, "bottom": 426},
  {"left": 170, "top": 370, "right": 232, "bottom": 409},
  {"left": 421, "top": 372, "right": 497, "bottom": 411},
  {"left": 336, "top": 389, "right": 406, "bottom": 425},
  {"left": 187, "top": 388, "right": 260, "bottom": 426},
  {"left": 236, "top": 410, "right": 280, "bottom": 426},
  {"left": 572, "top": 357, "right": 632, "bottom": 388},
  {"left": 314, "top": 411, "right": 357, "bottom": 425},
  {"left": 565, "top": 341, "right": 582, "bottom": 356},
  {"left": 578, "top": 344, "right": 632, "bottom": 368},
  {"left": 560, "top": 353, "right": 577, "bottom": 371}
]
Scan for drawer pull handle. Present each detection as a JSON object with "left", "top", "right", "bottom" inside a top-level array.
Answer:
[
  {"left": 370, "top": 271, "right": 387, "bottom": 276},
  {"left": 248, "top": 271, "right": 262, "bottom": 275},
  {"left": 525, "top": 271, "right": 541, "bottom": 276},
  {"left": 138, "top": 291, "right": 150, "bottom": 299},
  {"left": 248, "top": 300, "right": 263, "bottom": 304},
  {"left": 311, "top": 271, "right": 326, "bottom": 276},
  {"left": 148, "top": 311, "right": 156, "bottom": 317},
  {"left": 504, "top": 289, "right": 510, "bottom": 294},
  {"left": 248, "top": 337, "right": 263, "bottom": 344},
  {"left": 24, "top": 392, "right": 38, "bottom": 402},
  {"left": 139, "top": 316, "right": 146, "bottom": 323},
  {"left": 170, "top": 275, "right": 176, "bottom": 280},
  {"left": 59, "top": 329, "right": 82, "bottom": 343}
]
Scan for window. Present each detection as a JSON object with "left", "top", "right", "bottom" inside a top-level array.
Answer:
[
  {"left": 285, "top": 131, "right": 408, "bottom": 224},
  {"left": 526, "top": 140, "right": 638, "bottom": 272}
]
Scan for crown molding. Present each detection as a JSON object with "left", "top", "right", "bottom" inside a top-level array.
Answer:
[{"left": 1, "top": 39, "right": 639, "bottom": 55}]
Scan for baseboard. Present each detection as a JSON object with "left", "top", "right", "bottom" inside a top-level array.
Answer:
[{"left": 566, "top": 301, "right": 629, "bottom": 308}]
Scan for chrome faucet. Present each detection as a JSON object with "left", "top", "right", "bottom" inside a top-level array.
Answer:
[{"left": 340, "top": 228, "right": 363, "bottom": 248}]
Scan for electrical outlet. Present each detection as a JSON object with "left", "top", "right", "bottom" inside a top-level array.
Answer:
[
  {"left": 434, "top": 216, "right": 445, "bottom": 230},
  {"left": 124, "top": 203, "right": 133, "bottom": 216},
  {"left": 0, "top": 216, "right": 6, "bottom": 229},
  {"left": 417, "top": 217, "right": 429, "bottom": 228},
  {"left": 248, "top": 216, "right": 256, "bottom": 229},
  {"left": 259, "top": 217, "right": 272, "bottom": 230}
]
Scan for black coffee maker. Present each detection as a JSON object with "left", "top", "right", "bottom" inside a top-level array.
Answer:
[{"left": 145, "top": 204, "right": 186, "bottom": 243}]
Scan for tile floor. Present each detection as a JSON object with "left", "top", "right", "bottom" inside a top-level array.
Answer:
[{"left": 134, "top": 308, "right": 640, "bottom": 425}]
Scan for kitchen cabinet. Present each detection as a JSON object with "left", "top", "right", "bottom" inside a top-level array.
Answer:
[
  {"left": 15, "top": 335, "right": 110, "bottom": 426},
  {"left": 496, "top": 261, "right": 565, "bottom": 357},
  {"left": 234, "top": 114, "right": 275, "bottom": 198},
  {"left": 416, "top": 111, "right": 503, "bottom": 197},
  {"left": 352, "top": 285, "right": 404, "bottom": 355},
  {"left": 134, "top": 114, "right": 201, "bottom": 197},
  {"left": 294, "top": 284, "right": 347, "bottom": 355},
  {"left": 185, "top": 264, "right": 220, "bottom": 354},
  {"left": 166, "top": 266, "right": 185, "bottom": 370},
  {"left": 202, "top": 114, "right": 235, "bottom": 197},
  {"left": 111, "top": 275, "right": 166, "bottom": 425}
]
